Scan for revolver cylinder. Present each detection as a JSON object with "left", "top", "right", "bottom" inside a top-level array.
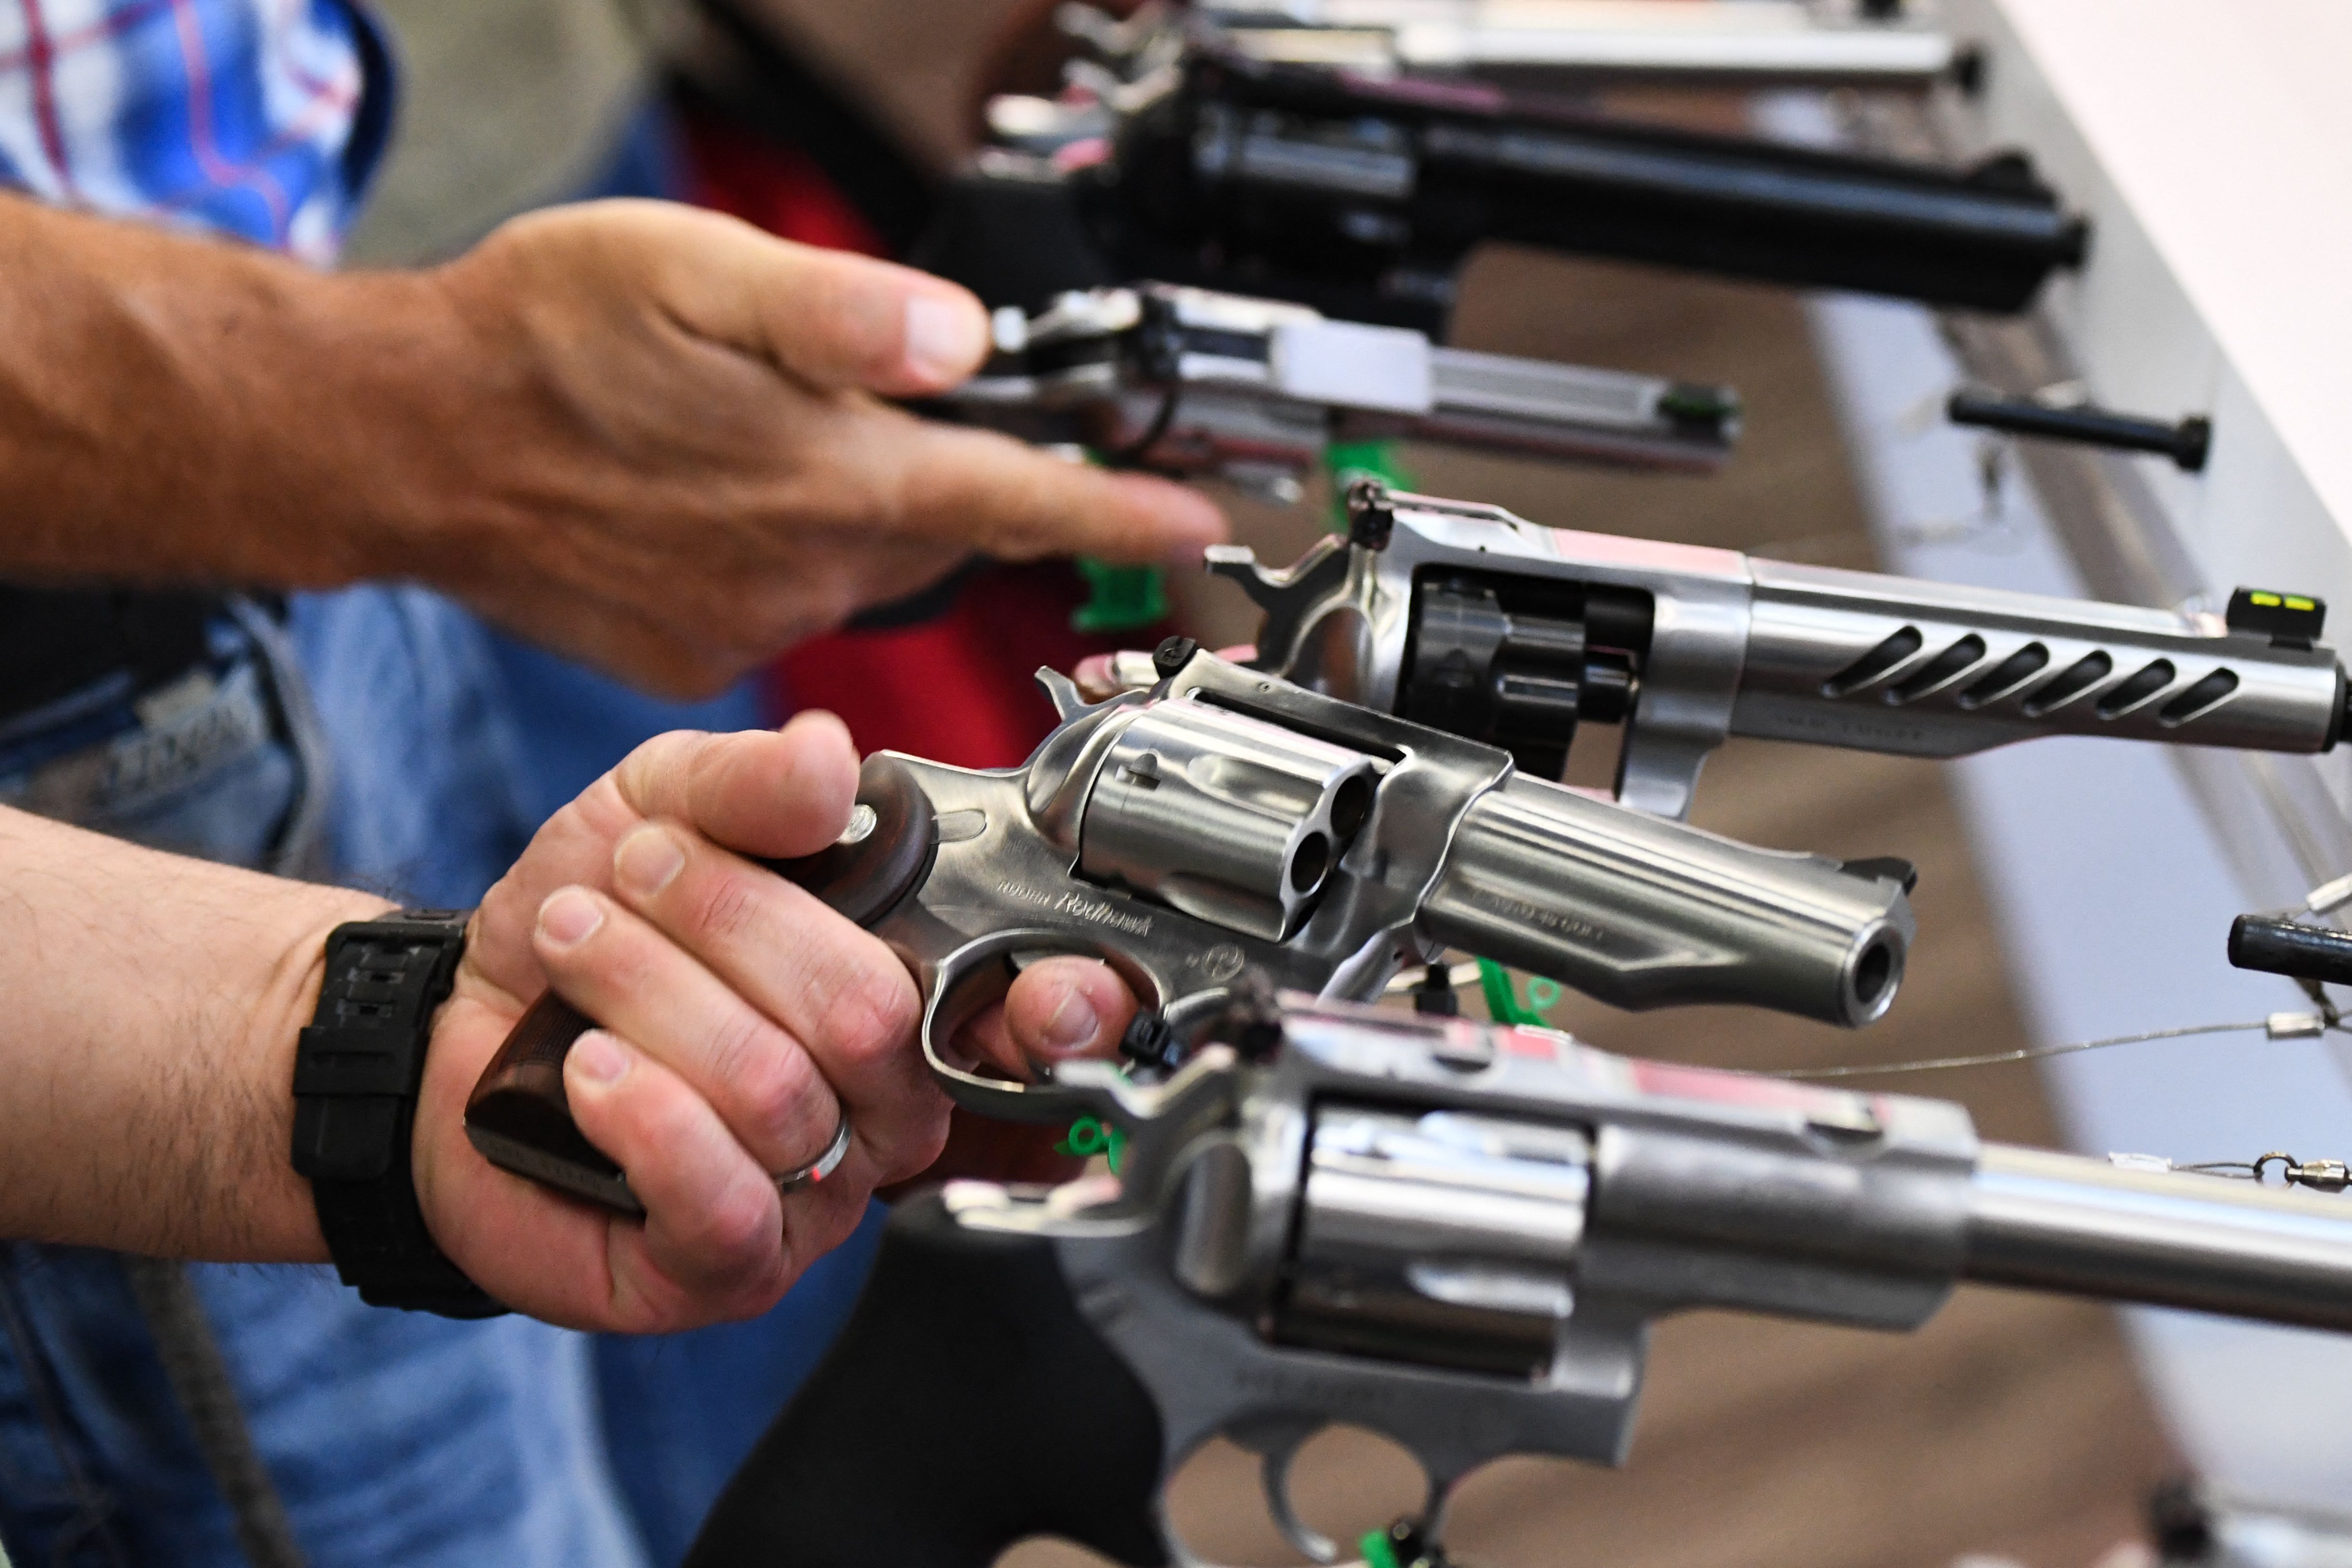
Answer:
[
  {"left": 1078, "top": 702, "right": 1377, "bottom": 941},
  {"left": 1419, "top": 773, "right": 1912, "bottom": 1026},
  {"left": 1285, "top": 1105, "right": 1593, "bottom": 1375}
]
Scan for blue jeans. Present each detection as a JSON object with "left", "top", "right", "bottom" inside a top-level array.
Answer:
[
  {"left": 292, "top": 98, "right": 889, "bottom": 1567},
  {"left": 293, "top": 592, "right": 887, "bottom": 1568},
  {"left": 0, "top": 599, "right": 643, "bottom": 1568},
  {"left": 0, "top": 101, "right": 886, "bottom": 1566}
]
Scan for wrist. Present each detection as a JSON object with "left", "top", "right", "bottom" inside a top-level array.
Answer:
[
  {"left": 292, "top": 909, "right": 506, "bottom": 1316},
  {"left": 0, "top": 202, "right": 469, "bottom": 588},
  {"left": 232, "top": 265, "right": 497, "bottom": 585},
  {"left": 245, "top": 890, "right": 399, "bottom": 1262}
]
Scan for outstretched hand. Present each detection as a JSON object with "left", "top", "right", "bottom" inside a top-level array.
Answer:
[{"left": 416, "top": 201, "right": 1228, "bottom": 697}]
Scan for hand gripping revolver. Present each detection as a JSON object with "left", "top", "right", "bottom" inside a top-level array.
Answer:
[
  {"left": 465, "top": 646, "right": 1913, "bottom": 1213},
  {"left": 682, "top": 992, "right": 2352, "bottom": 1568},
  {"left": 935, "top": 282, "right": 1742, "bottom": 497},
  {"left": 1189, "top": 484, "right": 2352, "bottom": 819}
]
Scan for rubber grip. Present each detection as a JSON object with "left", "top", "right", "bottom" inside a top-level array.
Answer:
[
  {"left": 683, "top": 1192, "right": 1170, "bottom": 1568},
  {"left": 2229, "top": 914, "right": 2352, "bottom": 988},
  {"left": 464, "top": 755, "right": 938, "bottom": 1213}
]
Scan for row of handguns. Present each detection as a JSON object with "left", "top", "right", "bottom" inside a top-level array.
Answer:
[{"left": 482, "top": 8, "right": 2352, "bottom": 1565}]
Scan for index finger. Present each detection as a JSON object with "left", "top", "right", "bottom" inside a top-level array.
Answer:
[
  {"left": 959, "top": 957, "right": 1144, "bottom": 1080},
  {"left": 878, "top": 419, "right": 1230, "bottom": 565}
]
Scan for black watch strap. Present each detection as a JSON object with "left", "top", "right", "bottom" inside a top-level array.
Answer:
[{"left": 292, "top": 910, "right": 505, "bottom": 1318}]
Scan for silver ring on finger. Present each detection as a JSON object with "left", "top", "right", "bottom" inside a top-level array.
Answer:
[{"left": 773, "top": 1110, "right": 853, "bottom": 1194}]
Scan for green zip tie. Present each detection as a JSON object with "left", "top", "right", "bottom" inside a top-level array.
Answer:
[
  {"left": 1324, "top": 440, "right": 1414, "bottom": 533},
  {"left": 1071, "top": 559, "right": 1170, "bottom": 634},
  {"left": 1478, "top": 957, "right": 1550, "bottom": 1027},
  {"left": 1360, "top": 1529, "right": 1405, "bottom": 1568},
  {"left": 1056, "top": 1115, "right": 1128, "bottom": 1173}
]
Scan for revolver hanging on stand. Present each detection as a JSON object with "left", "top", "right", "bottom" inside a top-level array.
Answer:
[
  {"left": 919, "top": 32, "right": 2087, "bottom": 328},
  {"left": 936, "top": 282, "right": 1743, "bottom": 497},
  {"left": 465, "top": 646, "right": 1913, "bottom": 1212},
  {"left": 1189, "top": 0, "right": 1967, "bottom": 92},
  {"left": 1167, "top": 485, "right": 2352, "bottom": 820},
  {"left": 682, "top": 993, "right": 2352, "bottom": 1568}
]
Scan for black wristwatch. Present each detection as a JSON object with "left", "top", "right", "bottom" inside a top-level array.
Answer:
[{"left": 291, "top": 910, "right": 506, "bottom": 1318}]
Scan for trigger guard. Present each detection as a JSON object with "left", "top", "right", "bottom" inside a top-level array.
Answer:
[
  {"left": 1262, "top": 1440, "right": 1344, "bottom": 1565},
  {"left": 918, "top": 929, "right": 1171, "bottom": 1126}
]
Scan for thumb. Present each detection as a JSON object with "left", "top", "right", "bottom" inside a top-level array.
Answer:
[
  {"left": 755, "top": 253, "right": 993, "bottom": 397},
  {"left": 604, "top": 201, "right": 993, "bottom": 396}
]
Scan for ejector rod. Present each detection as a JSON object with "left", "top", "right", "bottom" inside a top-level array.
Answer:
[{"left": 1967, "top": 1145, "right": 2352, "bottom": 1331}]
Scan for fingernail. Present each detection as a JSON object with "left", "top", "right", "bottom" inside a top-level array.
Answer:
[
  {"left": 615, "top": 824, "right": 686, "bottom": 898},
  {"left": 538, "top": 888, "right": 604, "bottom": 949},
  {"left": 571, "top": 1031, "right": 629, "bottom": 1087},
  {"left": 1040, "top": 986, "right": 1102, "bottom": 1054},
  {"left": 904, "top": 294, "right": 987, "bottom": 384}
]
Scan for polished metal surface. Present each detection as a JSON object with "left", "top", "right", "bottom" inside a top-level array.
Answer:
[
  {"left": 1212, "top": 491, "right": 1760, "bottom": 819},
  {"left": 943, "top": 283, "right": 1737, "bottom": 496},
  {"left": 1079, "top": 702, "right": 1377, "bottom": 941},
  {"left": 943, "top": 998, "right": 2352, "bottom": 1567},
  {"left": 1216, "top": 489, "right": 2348, "bottom": 820},
  {"left": 876, "top": 650, "right": 1913, "bottom": 1124},
  {"left": 1421, "top": 772, "right": 1912, "bottom": 1025},
  {"left": 1965, "top": 1145, "right": 2352, "bottom": 1331},
  {"left": 1288, "top": 1105, "right": 1592, "bottom": 1371},
  {"left": 950, "top": 998, "right": 1982, "bottom": 1565},
  {"left": 1736, "top": 559, "right": 2343, "bottom": 758},
  {"left": 1199, "top": 0, "right": 1960, "bottom": 88}
]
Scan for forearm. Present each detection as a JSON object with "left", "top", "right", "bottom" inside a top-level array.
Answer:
[
  {"left": 0, "top": 192, "right": 475, "bottom": 588},
  {"left": 0, "top": 805, "right": 390, "bottom": 1260}
]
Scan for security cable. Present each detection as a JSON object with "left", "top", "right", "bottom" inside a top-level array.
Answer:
[{"left": 1758, "top": 1017, "right": 2322, "bottom": 1081}]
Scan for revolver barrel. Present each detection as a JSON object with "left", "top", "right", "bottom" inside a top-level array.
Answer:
[
  {"left": 1420, "top": 772, "right": 1911, "bottom": 1026},
  {"left": 946, "top": 282, "right": 1740, "bottom": 484},
  {"left": 1209, "top": 3, "right": 1963, "bottom": 93},
  {"left": 1964, "top": 1145, "right": 2352, "bottom": 1332},
  {"left": 1734, "top": 564, "right": 2349, "bottom": 760},
  {"left": 1217, "top": 489, "right": 2352, "bottom": 819},
  {"left": 1105, "top": 48, "right": 2086, "bottom": 318}
]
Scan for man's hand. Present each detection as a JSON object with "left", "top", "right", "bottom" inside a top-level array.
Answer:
[
  {"left": 0, "top": 195, "right": 1225, "bottom": 698},
  {"left": 0, "top": 726, "right": 1136, "bottom": 1325},
  {"left": 404, "top": 201, "right": 1224, "bottom": 696},
  {"left": 416, "top": 715, "right": 1138, "bottom": 1331}
]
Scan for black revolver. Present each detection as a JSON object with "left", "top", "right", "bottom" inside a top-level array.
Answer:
[{"left": 920, "top": 34, "right": 2087, "bottom": 328}]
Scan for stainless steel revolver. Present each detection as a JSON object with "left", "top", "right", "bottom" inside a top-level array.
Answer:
[
  {"left": 467, "top": 646, "right": 1912, "bottom": 1212},
  {"left": 1169, "top": 484, "right": 2352, "bottom": 819},
  {"left": 936, "top": 282, "right": 1742, "bottom": 497},
  {"left": 1191, "top": 0, "right": 1966, "bottom": 91},
  {"left": 681, "top": 993, "right": 2352, "bottom": 1568}
]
